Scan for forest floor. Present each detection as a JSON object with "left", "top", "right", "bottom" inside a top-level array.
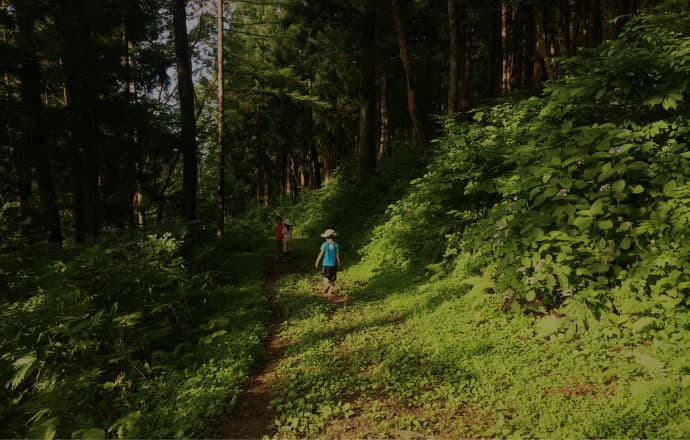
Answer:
[
  {"left": 214, "top": 248, "right": 690, "bottom": 439},
  {"left": 213, "top": 257, "right": 291, "bottom": 439},
  {"left": 214, "top": 255, "right": 347, "bottom": 439}
]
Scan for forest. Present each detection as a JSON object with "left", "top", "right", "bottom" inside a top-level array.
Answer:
[{"left": 1, "top": 0, "right": 690, "bottom": 438}]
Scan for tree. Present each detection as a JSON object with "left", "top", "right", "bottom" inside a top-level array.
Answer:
[
  {"left": 17, "top": 8, "right": 62, "bottom": 244},
  {"left": 391, "top": 0, "right": 428, "bottom": 148},
  {"left": 357, "top": 0, "right": 378, "bottom": 176},
  {"left": 172, "top": 0, "right": 198, "bottom": 226},
  {"left": 448, "top": 0, "right": 459, "bottom": 115},
  {"left": 216, "top": 0, "right": 225, "bottom": 238}
]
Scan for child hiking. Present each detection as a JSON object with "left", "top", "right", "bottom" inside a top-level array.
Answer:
[
  {"left": 282, "top": 219, "right": 294, "bottom": 261},
  {"left": 315, "top": 229, "right": 341, "bottom": 295},
  {"left": 274, "top": 216, "right": 285, "bottom": 261}
]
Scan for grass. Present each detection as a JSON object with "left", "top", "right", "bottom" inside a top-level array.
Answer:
[{"left": 267, "top": 260, "right": 690, "bottom": 438}]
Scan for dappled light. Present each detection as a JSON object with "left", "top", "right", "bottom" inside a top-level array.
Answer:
[{"left": 2, "top": 0, "right": 690, "bottom": 438}]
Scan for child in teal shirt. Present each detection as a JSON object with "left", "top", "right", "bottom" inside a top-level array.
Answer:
[{"left": 314, "top": 229, "right": 341, "bottom": 295}]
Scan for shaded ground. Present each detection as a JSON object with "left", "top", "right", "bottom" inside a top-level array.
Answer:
[
  {"left": 213, "top": 255, "right": 350, "bottom": 439},
  {"left": 213, "top": 258, "right": 294, "bottom": 439}
]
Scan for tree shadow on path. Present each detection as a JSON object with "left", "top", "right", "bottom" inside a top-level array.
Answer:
[{"left": 211, "top": 256, "right": 302, "bottom": 439}]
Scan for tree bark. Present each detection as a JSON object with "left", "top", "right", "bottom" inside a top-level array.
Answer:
[
  {"left": 125, "top": 28, "right": 145, "bottom": 231},
  {"left": 534, "top": 7, "right": 554, "bottom": 85},
  {"left": 378, "top": 67, "right": 389, "bottom": 160},
  {"left": 357, "top": 0, "right": 377, "bottom": 176},
  {"left": 460, "top": 7, "right": 472, "bottom": 116},
  {"left": 603, "top": 0, "right": 618, "bottom": 40},
  {"left": 500, "top": 1, "right": 511, "bottom": 95},
  {"left": 18, "top": 14, "right": 63, "bottom": 245},
  {"left": 589, "top": 0, "right": 603, "bottom": 48},
  {"left": 172, "top": 0, "right": 198, "bottom": 225},
  {"left": 58, "top": 0, "right": 101, "bottom": 241},
  {"left": 304, "top": 105, "right": 321, "bottom": 189},
  {"left": 447, "top": 0, "right": 459, "bottom": 115},
  {"left": 216, "top": 0, "right": 225, "bottom": 238},
  {"left": 554, "top": 0, "right": 571, "bottom": 57},
  {"left": 488, "top": 4, "right": 501, "bottom": 96},
  {"left": 391, "top": 0, "right": 428, "bottom": 148},
  {"left": 325, "top": 129, "right": 336, "bottom": 181}
]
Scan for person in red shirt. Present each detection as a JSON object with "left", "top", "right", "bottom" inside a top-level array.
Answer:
[{"left": 274, "top": 216, "right": 285, "bottom": 259}]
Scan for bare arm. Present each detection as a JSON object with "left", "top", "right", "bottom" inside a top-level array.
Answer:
[
  {"left": 315, "top": 250, "right": 324, "bottom": 268},
  {"left": 336, "top": 252, "right": 341, "bottom": 267}
]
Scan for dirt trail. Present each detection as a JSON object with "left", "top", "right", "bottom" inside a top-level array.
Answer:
[{"left": 213, "top": 259, "right": 297, "bottom": 439}]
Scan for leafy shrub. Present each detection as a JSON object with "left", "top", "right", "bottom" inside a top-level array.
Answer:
[
  {"left": 0, "top": 232, "right": 268, "bottom": 438},
  {"left": 359, "top": 5, "right": 690, "bottom": 325}
]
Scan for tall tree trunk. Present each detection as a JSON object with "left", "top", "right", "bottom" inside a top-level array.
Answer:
[
  {"left": 510, "top": 4, "right": 523, "bottom": 90},
  {"left": 357, "top": 0, "right": 377, "bottom": 176},
  {"left": 18, "top": 14, "right": 63, "bottom": 245},
  {"left": 522, "top": 3, "right": 536, "bottom": 90},
  {"left": 378, "top": 67, "right": 389, "bottom": 160},
  {"left": 125, "top": 31, "right": 145, "bottom": 231},
  {"left": 58, "top": 0, "right": 100, "bottom": 241},
  {"left": 589, "top": 0, "right": 603, "bottom": 47},
  {"left": 534, "top": 7, "right": 554, "bottom": 86},
  {"left": 325, "top": 129, "right": 336, "bottom": 181},
  {"left": 156, "top": 151, "right": 180, "bottom": 225},
  {"left": 555, "top": 0, "right": 571, "bottom": 57},
  {"left": 488, "top": 4, "right": 501, "bottom": 96},
  {"left": 216, "top": 0, "right": 225, "bottom": 238},
  {"left": 447, "top": 0, "right": 459, "bottom": 115},
  {"left": 262, "top": 163, "right": 269, "bottom": 208},
  {"left": 500, "top": 1, "right": 511, "bottom": 95},
  {"left": 304, "top": 105, "right": 321, "bottom": 189},
  {"left": 172, "top": 0, "right": 198, "bottom": 225},
  {"left": 391, "top": 0, "right": 428, "bottom": 148},
  {"left": 460, "top": 7, "right": 472, "bottom": 116},
  {"left": 603, "top": 0, "right": 618, "bottom": 40}
]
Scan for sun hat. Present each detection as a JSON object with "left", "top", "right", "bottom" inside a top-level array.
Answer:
[
  {"left": 284, "top": 219, "right": 293, "bottom": 225},
  {"left": 320, "top": 228, "right": 337, "bottom": 238}
]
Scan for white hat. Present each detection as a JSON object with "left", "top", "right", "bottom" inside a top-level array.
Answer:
[
  {"left": 320, "top": 228, "right": 337, "bottom": 238},
  {"left": 284, "top": 219, "right": 293, "bottom": 225}
]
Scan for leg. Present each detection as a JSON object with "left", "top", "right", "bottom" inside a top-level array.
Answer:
[{"left": 322, "top": 277, "right": 332, "bottom": 294}]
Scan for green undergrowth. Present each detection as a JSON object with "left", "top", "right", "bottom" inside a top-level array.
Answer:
[
  {"left": 269, "top": 267, "right": 690, "bottom": 438},
  {"left": 0, "top": 229, "right": 270, "bottom": 438},
  {"left": 276, "top": 150, "right": 423, "bottom": 263},
  {"left": 264, "top": 5, "right": 690, "bottom": 437}
]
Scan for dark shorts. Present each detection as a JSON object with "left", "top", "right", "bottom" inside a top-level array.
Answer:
[
  {"left": 276, "top": 239, "right": 283, "bottom": 252},
  {"left": 322, "top": 266, "right": 337, "bottom": 282}
]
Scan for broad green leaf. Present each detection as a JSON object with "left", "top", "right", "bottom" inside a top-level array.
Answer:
[
  {"left": 663, "top": 180, "right": 677, "bottom": 196},
  {"left": 28, "top": 418, "right": 58, "bottom": 440},
  {"left": 621, "top": 237, "right": 632, "bottom": 250},
  {"left": 590, "top": 199, "right": 604, "bottom": 216},
  {"left": 525, "top": 290, "right": 537, "bottom": 302},
  {"left": 631, "top": 184, "right": 645, "bottom": 194},
  {"left": 612, "top": 180, "right": 626, "bottom": 193},
  {"left": 573, "top": 217, "right": 592, "bottom": 230},
  {"left": 662, "top": 96, "right": 678, "bottom": 110},
  {"left": 560, "top": 177, "right": 573, "bottom": 189},
  {"left": 598, "top": 220, "right": 614, "bottom": 230}
]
